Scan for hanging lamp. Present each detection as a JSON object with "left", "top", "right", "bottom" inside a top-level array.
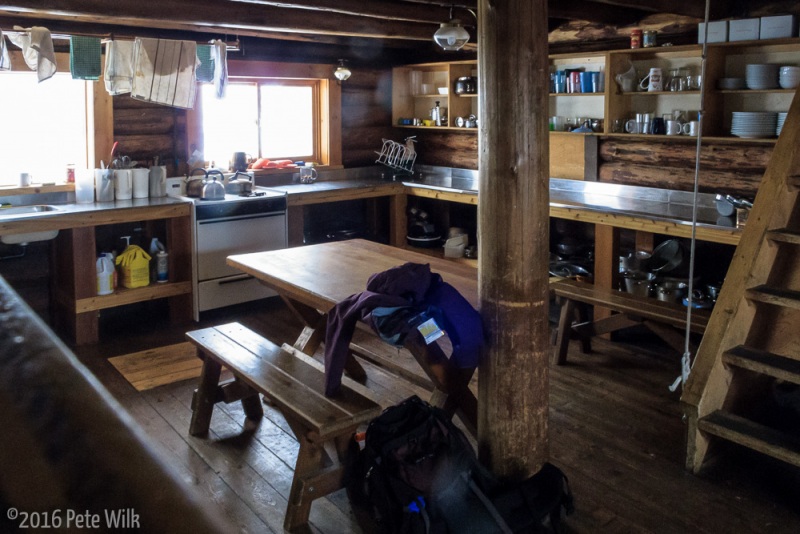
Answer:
[
  {"left": 334, "top": 59, "right": 351, "bottom": 81},
  {"left": 433, "top": 6, "right": 470, "bottom": 51}
]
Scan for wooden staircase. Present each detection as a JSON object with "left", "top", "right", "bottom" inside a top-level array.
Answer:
[{"left": 682, "top": 91, "right": 800, "bottom": 473}]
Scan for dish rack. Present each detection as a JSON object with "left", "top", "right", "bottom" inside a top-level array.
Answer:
[{"left": 375, "top": 137, "right": 416, "bottom": 174}]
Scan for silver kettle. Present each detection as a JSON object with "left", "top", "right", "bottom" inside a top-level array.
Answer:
[{"left": 201, "top": 169, "right": 226, "bottom": 201}]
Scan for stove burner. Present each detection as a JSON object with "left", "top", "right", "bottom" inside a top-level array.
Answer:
[{"left": 239, "top": 192, "right": 266, "bottom": 197}]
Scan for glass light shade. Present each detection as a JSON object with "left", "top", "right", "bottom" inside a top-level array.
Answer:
[
  {"left": 433, "top": 20, "right": 470, "bottom": 51},
  {"left": 334, "top": 62, "right": 351, "bottom": 81}
]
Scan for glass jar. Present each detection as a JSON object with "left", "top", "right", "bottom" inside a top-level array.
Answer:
[{"left": 643, "top": 30, "right": 657, "bottom": 48}]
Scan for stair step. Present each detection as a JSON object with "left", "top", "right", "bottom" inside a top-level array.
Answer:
[
  {"left": 698, "top": 410, "right": 800, "bottom": 468},
  {"left": 746, "top": 285, "right": 800, "bottom": 310},
  {"left": 767, "top": 229, "right": 800, "bottom": 246},
  {"left": 723, "top": 345, "right": 800, "bottom": 385}
]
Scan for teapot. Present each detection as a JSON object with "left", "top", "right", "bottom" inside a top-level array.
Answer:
[{"left": 615, "top": 63, "right": 637, "bottom": 93}]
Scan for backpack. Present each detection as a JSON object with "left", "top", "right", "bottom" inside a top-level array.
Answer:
[{"left": 346, "top": 395, "right": 574, "bottom": 534}]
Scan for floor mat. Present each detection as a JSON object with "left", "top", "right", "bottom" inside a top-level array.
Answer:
[{"left": 109, "top": 342, "right": 203, "bottom": 391}]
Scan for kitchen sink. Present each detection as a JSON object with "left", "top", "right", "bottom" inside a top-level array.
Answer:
[{"left": 0, "top": 204, "right": 61, "bottom": 244}]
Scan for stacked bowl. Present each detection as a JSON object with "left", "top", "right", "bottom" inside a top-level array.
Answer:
[
  {"left": 731, "top": 111, "right": 777, "bottom": 139},
  {"left": 717, "top": 77, "right": 746, "bottom": 90},
  {"left": 779, "top": 66, "right": 800, "bottom": 89},
  {"left": 745, "top": 64, "right": 780, "bottom": 90}
]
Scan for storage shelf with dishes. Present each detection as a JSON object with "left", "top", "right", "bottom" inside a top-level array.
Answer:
[
  {"left": 392, "top": 60, "right": 477, "bottom": 130},
  {"left": 549, "top": 51, "right": 607, "bottom": 132},
  {"left": 704, "top": 38, "right": 800, "bottom": 140},
  {"left": 607, "top": 44, "right": 703, "bottom": 135}
]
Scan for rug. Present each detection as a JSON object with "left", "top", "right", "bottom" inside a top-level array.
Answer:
[{"left": 109, "top": 342, "right": 203, "bottom": 391}]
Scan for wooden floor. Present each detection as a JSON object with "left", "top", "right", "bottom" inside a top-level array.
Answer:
[{"left": 70, "top": 297, "right": 800, "bottom": 534}]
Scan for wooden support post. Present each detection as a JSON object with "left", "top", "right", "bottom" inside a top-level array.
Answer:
[{"left": 477, "top": 0, "right": 551, "bottom": 479}]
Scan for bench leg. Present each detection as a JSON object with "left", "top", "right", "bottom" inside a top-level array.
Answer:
[
  {"left": 553, "top": 298, "right": 576, "bottom": 365},
  {"left": 284, "top": 416, "right": 324, "bottom": 532},
  {"left": 241, "top": 391, "right": 264, "bottom": 422},
  {"left": 189, "top": 353, "right": 222, "bottom": 436}
]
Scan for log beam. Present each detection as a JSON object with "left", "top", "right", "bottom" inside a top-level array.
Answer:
[{"left": 477, "top": 0, "right": 550, "bottom": 479}]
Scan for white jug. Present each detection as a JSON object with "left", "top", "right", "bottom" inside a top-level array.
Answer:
[{"left": 639, "top": 68, "right": 664, "bottom": 92}]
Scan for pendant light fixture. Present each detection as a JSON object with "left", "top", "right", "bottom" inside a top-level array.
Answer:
[
  {"left": 334, "top": 59, "right": 351, "bottom": 81},
  {"left": 433, "top": 6, "right": 470, "bottom": 51}
]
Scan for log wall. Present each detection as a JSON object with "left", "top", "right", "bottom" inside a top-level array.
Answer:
[{"left": 341, "top": 68, "right": 396, "bottom": 168}]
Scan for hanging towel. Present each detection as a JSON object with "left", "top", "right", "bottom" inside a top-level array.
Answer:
[
  {"left": 8, "top": 26, "right": 56, "bottom": 82},
  {"left": 131, "top": 37, "right": 197, "bottom": 109},
  {"left": 0, "top": 30, "right": 10, "bottom": 71},
  {"left": 104, "top": 40, "right": 134, "bottom": 95},
  {"left": 212, "top": 39, "right": 227, "bottom": 98},
  {"left": 196, "top": 44, "right": 214, "bottom": 83},
  {"left": 70, "top": 35, "right": 101, "bottom": 80}
]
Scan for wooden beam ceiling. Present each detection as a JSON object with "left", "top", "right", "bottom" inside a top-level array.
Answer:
[{"left": 1, "top": 0, "right": 782, "bottom": 56}]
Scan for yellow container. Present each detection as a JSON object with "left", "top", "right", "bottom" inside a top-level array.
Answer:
[{"left": 115, "top": 245, "right": 152, "bottom": 288}]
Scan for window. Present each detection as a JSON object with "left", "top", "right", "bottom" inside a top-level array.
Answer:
[
  {"left": 0, "top": 72, "right": 90, "bottom": 186},
  {"left": 200, "top": 79, "right": 319, "bottom": 167}
]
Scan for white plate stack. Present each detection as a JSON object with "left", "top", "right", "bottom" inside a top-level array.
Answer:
[
  {"left": 779, "top": 66, "right": 800, "bottom": 89},
  {"left": 745, "top": 64, "right": 780, "bottom": 90},
  {"left": 776, "top": 112, "right": 788, "bottom": 136},
  {"left": 731, "top": 111, "right": 777, "bottom": 138}
]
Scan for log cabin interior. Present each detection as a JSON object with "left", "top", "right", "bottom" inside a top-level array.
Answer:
[{"left": 1, "top": 0, "right": 800, "bottom": 532}]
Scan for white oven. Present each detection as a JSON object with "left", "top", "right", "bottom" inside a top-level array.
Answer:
[{"left": 188, "top": 188, "right": 287, "bottom": 320}]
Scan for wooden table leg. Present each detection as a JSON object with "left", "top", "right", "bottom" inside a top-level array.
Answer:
[{"left": 404, "top": 331, "right": 478, "bottom": 435}]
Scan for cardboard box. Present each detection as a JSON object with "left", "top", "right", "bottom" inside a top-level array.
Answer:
[
  {"left": 760, "top": 15, "right": 797, "bottom": 40},
  {"left": 698, "top": 21, "right": 728, "bottom": 43},
  {"left": 729, "top": 18, "right": 760, "bottom": 41}
]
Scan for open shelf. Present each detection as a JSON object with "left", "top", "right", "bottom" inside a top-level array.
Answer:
[{"left": 75, "top": 281, "right": 192, "bottom": 313}]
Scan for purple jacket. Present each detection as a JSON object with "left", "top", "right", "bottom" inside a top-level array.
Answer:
[{"left": 323, "top": 262, "right": 483, "bottom": 396}]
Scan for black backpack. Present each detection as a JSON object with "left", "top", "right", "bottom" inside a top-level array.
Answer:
[{"left": 346, "top": 395, "right": 574, "bottom": 533}]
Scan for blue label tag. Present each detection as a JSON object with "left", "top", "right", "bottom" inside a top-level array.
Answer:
[{"left": 417, "top": 317, "right": 444, "bottom": 344}]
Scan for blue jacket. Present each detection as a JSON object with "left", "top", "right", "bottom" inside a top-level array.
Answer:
[{"left": 323, "top": 262, "right": 483, "bottom": 396}]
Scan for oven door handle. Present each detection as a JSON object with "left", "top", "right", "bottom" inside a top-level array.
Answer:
[
  {"left": 197, "top": 212, "right": 285, "bottom": 224},
  {"left": 217, "top": 274, "right": 257, "bottom": 285}
]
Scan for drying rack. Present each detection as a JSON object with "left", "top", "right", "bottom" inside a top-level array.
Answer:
[{"left": 375, "top": 137, "right": 416, "bottom": 174}]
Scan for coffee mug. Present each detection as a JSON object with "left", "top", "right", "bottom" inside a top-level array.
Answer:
[
  {"left": 231, "top": 152, "right": 249, "bottom": 171},
  {"left": 666, "top": 120, "right": 682, "bottom": 135},
  {"left": 682, "top": 120, "right": 699, "bottom": 136},
  {"left": 639, "top": 67, "right": 663, "bottom": 92},
  {"left": 19, "top": 172, "right": 31, "bottom": 187},
  {"left": 625, "top": 119, "right": 642, "bottom": 134},
  {"left": 650, "top": 117, "right": 666, "bottom": 135}
]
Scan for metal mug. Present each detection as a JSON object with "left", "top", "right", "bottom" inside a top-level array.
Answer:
[
  {"left": 666, "top": 120, "right": 682, "bottom": 136},
  {"left": 682, "top": 120, "right": 699, "bottom": 136}
]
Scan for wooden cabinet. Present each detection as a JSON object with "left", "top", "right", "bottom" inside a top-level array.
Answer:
[
  {"left": 549, "top": 51, "right": 607, "bottom": 131},
  {"left": 392, "top": 60, "right": 478, "bottom": 131}
]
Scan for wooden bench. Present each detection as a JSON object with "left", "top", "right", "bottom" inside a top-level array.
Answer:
[
  {"left": 551, "top": 278, "right": 711, "bottom": 365},
  {"left": 186, "top": 322, "right": 382, "bottom": 532}
]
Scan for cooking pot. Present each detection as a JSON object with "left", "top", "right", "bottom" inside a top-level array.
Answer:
[
  {"left": 201, "top": 169, "right": 226, "bottom": 201},
  {"left": 454, "top": 76, "right": 477, "bottom": 95},
  {"left": 186, "top": 168, "right": 208, "bottom": 198},
  {"left": 225, "top": 171, "right": 253, "bottom": 195}
]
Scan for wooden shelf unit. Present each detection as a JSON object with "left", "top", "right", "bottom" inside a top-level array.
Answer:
[{"left": 51, "top": 207, "right": 193, "bottom": 345}]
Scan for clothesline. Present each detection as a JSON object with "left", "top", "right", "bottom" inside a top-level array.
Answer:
[{"left": 1, "top": 27, "right": 239, "bottom": 48}]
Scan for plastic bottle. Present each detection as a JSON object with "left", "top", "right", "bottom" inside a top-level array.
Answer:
[
  {"left": 116, "top": 238, "right": 151, "bottom": 289},
  {"left": 96, "top": 254, "right": 115, "bottom": 295},
  {"left": 149, "top": 238, "right": 166, "bottom": 283}
]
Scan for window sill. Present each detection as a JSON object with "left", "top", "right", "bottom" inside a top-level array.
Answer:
[{"left": 0, "top": 184, "right": 75, "bottom": 198}]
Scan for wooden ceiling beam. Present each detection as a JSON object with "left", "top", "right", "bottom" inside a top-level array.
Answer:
[
  {"left": 580, "top": 0, "right": 728, "bottom": 20},
  {"left": 0, "top": 0, "right": 440, "bottom": 40},
  {"left": 549, "top": 1, "right": 646, "bottom": 26},
  {"left": 229, "top": 0, "right": 459, "bottom": 25}
]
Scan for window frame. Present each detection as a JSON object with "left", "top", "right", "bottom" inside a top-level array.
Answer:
[{"left": 187, "top": 59, "right": 342, "bottom": 171}]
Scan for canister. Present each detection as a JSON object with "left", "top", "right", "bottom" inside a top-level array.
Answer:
[
  {"left": 630, "top": 29, "right": 642, "bottom": 48},
  {"left": 156, "top": 251, "right": 169, "bottom": 283},
  {"left": 643, "top": 30, "right": 657, "bottom": 48}
]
